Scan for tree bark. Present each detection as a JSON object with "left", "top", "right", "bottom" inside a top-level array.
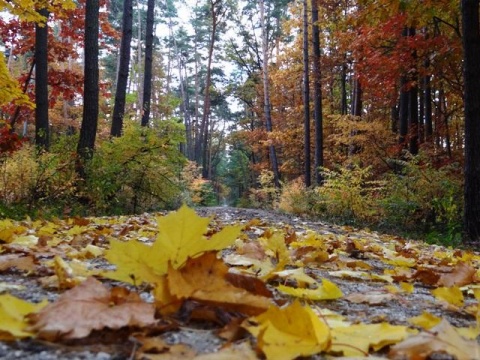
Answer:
[
  {"left": 77, "top": 0, "right": 100, "bottom": 163},
  {"left": 408, "top": 27, "right": 419, "bottom": 155},
  {"left": 200, "top": 0, "right": 219, "bottom": 179},
  {"left": 303, "top": 0, "right": 311, "bottom": 187},
  {"left": 311, "top": 0, "right": 323, "bottom": 186},
  {"left": 462, "top": 0, "right": 480, "bottom": 243},
  {"left": 111, "top": 0, "right": 133, "bottom": 136},
  {"left": 259, "top": 0, "right": 280, "bottom": 188},
  {"left": 35, "top": 8, "right": 50, "bottom": 150},
  {"left": 141, "top": 0, "right": 155, "bottom": 127}
]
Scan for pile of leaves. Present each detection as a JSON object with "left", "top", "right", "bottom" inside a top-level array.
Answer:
[{"left": 1, "top": 206, "right": 480, "bottom": 359}]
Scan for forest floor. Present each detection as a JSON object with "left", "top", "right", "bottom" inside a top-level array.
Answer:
[{"left": 1, "top": 206, "right": 479, "bottom": 360}]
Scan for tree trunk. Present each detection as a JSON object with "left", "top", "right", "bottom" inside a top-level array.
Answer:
[
  {"left": 408, "top": 27, "right": 418, "bottom": 155},
  {"left": 200, "top": 0, "right": 218, "bottom": 179},
  {"left": 340, "top": 60, "right": 348, "bottom": 115},
  {"left": 462, "top": 0, "right": 480, "bottom": 243},
  {"left": 259, "top": 0, "right": 280, "bottom": 188},
  {"left": 351, "top": 77, "right": 362, "bottom": 116},
  {"left": 35, "top": 8, "right": 50, "bottom": 150},
  {"left": 136, "top": 0, "right": 143, "bottom": 114},
  {"left": 303, "top": 0, "right": 311, "bottom": 187},
  {"left": 141, "top": 0, "right": 154, "bottom": 127},
  {"left": 424, "top": 72, "right": 433, "bottom": 142},
  {"left": 77, "top": 0, "right": 100, "bottom": 164},
  {"left": 312, "top": 0, "right": 323, "bottom": 186},
  {"left": 111, "top": 0, "right": 133, "bottom": 136}
]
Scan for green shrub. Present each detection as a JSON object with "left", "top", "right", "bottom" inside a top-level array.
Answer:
[
  {"left": 84, "top": 121, "right": 186, "bottom": 214},
  {"left": 312, "top": 165, "right": 385, "bottom": 224},
  {"left": 0, "top": 140, "right": 78, "bottom": 218},
  {"left": 379, "top": 158, "right": 463, "bottom": 240}
]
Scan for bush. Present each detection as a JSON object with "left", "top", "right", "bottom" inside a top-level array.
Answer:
[
  {"left": 248, "top": 170, "right": 280, "bottom": 209},
  {"left": 0, "top": 139, "right": 78, "bottom": 218},
  {"left": 312, "top": 165, "right": 385, "bottom": 224},
  {"left": 379, "top": 158, "right": 463, "bottom": 241},
  {"left": 277, "top": 177, "right": 313, "bottom": 216},
  {"left": 84, "top": 121, "right": 186, "bottom": 214}
]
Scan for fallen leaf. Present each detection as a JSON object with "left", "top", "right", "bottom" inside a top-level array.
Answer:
[
  {"left": 0, "top": 294, "right": 47, "bottom": 340},
  {"left": 431, "top": 286, "right": 464, "bottom": 307},
  {"left": 277, "top": 279, "right": 343, "bottom": 300},
  {"left": 244, "top": 300, "right": 331, "bottom": 360},
  {"left": 29, "top": 277, "right": 156, "bottom": 340},
  {"left": 330, "top": 322, "right": 409, "bottom": 356},
  {"left": 273, "top": 268, "right": 317, "bottom": 286},
  {"left": 0, "top": 254, "right": 36, "bottom": 272},
  {"left": 407, "top": 311, "right": 442, "bottom": 329},
  {"left": 389, "top": 319, "right": 480, "bottom": 360},
  {"left": 165, "top": 252, "right": 271, "bottom": 315},
  {"left": 152, "top": 205, "right": 242, "bottom": 270},
  {"left": 438, "top": 262, "right": 476, "bottom": 287},
  {"left": 103, "top": 239, "right": 164, "bottom": 284}
]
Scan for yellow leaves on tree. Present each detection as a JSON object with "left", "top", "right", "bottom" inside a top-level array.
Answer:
[
  {"left": 29, "top": 277, "right": 156, "bottom": 340},
  {"left": 244, "top": 300, "right": 331, "bottom": 360},
  {"left": 0, "top": 294, "right": 47, "bottom": 340}
]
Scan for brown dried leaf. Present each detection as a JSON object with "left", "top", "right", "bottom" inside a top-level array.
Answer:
[
  {"left": 437, "top": 262, "right": 476, "bottom": 287},
  {"left": 389, "top": 319, "right": 480, "bottom": 360},
  {"left": 0, "top": 254, "right": 36, "bottom": 272},
  {"left": 167, "top": 252, "right": 271, "bottom": 315},
  {"left": 29, "top": 277, "right": 156, "bottom": 340}
]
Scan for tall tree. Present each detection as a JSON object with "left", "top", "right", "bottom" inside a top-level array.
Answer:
[
  {"left": 141, "top": 0, "right": 155, "bottom": 127},
  {"left": 111, "top": 0, "right": 133, "bottom": 136},
  {"left": 302, "top": 0, "right": 311, "bottom": 187},
  {"left": 259, "top": 0, "right": 280, "bottom": 188},
  {"left": 311, "top": 0, "right": 323, "bottom": 185},
  {"left": 35, "top": 8, "right": 50, "bottom": 150},
  {"left": 77, "top": 0, "right": 100, "bottom": 163},
  {"left": 462, "top": 0, "right": 480, "bottom": 243},
  {"left": 197, "top": 0, "right": 225, "bottom": 178}
]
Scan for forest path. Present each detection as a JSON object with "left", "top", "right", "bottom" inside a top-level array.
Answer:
[{"left": 0, "top": 206, "right": 479, "bottom": 359}]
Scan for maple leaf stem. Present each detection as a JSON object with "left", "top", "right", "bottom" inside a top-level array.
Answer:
[{"left": 330, "top": 342, "right": 369, "bottom": 356}]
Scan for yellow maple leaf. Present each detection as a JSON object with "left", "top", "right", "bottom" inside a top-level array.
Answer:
[
  {"left": 0, "top": 294, "right": 47, "bottom": 340},
  {"left": 103, "top": 206, "right": 242, "bottom": 285},
  {"left": 152, "top": 205, "right": 242, "bottom": 269},
  {"left": 244, "top": 300, "right": 331, "bottom": 360},
  {"left": 103, "top": 239, "right": 163, "bottom": 284},
  {"left": 431, "top": 286, "right": 464, "bottom": 307},
  {"left": 407, "top": 311, "right": 442, "bottom": 329},
  {"left": 330, "top": 323, "right": 409, "bottom": 356},
  {"left": 277, "top": 279, "right": 343, "bottom": 300}
]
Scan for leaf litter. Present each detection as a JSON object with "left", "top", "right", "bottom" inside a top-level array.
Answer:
[{"left": 1, "top": 206, "right": 480, "bottom": 359}]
